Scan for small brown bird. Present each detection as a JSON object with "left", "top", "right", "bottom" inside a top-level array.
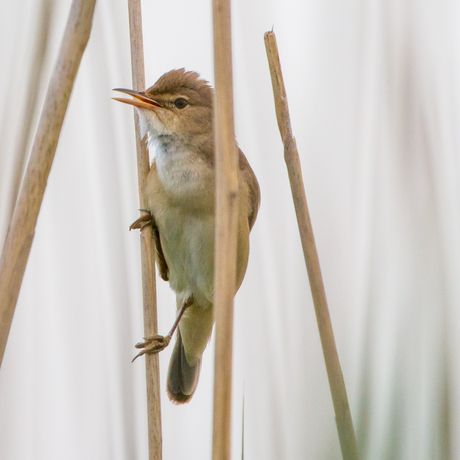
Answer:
[{"left": 113, "top": 69, "right": 260, "bottom": 404}]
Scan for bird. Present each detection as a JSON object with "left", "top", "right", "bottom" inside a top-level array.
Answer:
[{"left": 113, "top": 69, "right": 260, "bottom": 404}]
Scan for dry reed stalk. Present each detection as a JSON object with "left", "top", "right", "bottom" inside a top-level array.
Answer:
[
  {"left": 127, "top": 1, "right": 162, "bottom": 458},
  {"left": 0, "top": 0, "right": 97, "bottom": 368},
  {"left": 264, "top": 31, "right": 360, "bottom": 460},
  {"left": 4, "top": 0, "right": 54, "bottom": 236},
  {"left": 212, "top": 0, "right": 240, "bottom": 458}
]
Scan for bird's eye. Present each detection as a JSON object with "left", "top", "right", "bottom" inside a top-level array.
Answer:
[{"left": 174, "top": 98, "right": 188, "bottom": 109}]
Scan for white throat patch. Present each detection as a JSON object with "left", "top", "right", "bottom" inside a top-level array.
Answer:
[{"left": 137, "top": 108, "right": 178, "bottom": 149}]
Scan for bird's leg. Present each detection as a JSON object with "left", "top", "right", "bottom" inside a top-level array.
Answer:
[
  {"left": 130, "top": 208, "right": 170, "bottom": 281},
  {"left": 132, "top": 296, "right": 194, "bottom": 362},
  {"left": 129, "top": 209, "right": 154, "bottom": 231}
]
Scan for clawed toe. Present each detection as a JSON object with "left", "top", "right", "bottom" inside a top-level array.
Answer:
[
  {"left": 130, "top": 210, "right": 153, "bottom": 231},
  {"left": 132, "top": 335, "right": 172, "bottom": 362},
  {"left": 131, "top": 298, "right": 193, "bottom": 363}
]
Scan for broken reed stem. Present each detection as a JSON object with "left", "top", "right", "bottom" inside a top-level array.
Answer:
[
  {"left": 0, "top": 0, "right": 97, "bottom": 368},
  {"left": 264, "top": 31, "right": 360, "bottom": 460},
  {"left": 212, "top": 0, "right": 240, "bottom": 458},
  {"left": 127, "top": 1, "right": 162, "bottom": 459}
]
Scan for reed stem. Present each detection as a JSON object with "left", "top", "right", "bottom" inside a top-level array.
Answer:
[
  {"left": 0, "top": 0, "right": 97, "bottom": 368},
  {"left": 212, "top": 0, "right": 240, "bottom": 458},
  {"left": 127, "top": 1, "right": 162, "bottom": 458},
  {"left": 264, "top": 30, "right": 360, "bottom": 460}
]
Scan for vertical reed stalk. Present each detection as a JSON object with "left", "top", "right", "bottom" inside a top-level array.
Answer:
[
  {"left": 212, "top": 0, "right": 239, "bottom": 459},
  {"left": 0, "top": 0, "right": 97, "bottom": 368},
  {"left": 127, "top": 1, "right": 162, "bottom": 458},
  {"left": 4, "top": 0, "right": 54, "bottom": 238},
  {"left": 264, "top": 31, "right": 360, "bottom": 460}
]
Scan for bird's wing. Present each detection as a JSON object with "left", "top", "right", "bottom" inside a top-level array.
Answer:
[
  {"left": 151, "top": 218, "right": 169, "bottom": 282},
  {"left": 238, "top": 149, "right": 261, "bottom": 230},
  {"left": 143, "top": 160, "right": 170, "bottom": 281}
]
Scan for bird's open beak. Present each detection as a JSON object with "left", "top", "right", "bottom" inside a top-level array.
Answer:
[{"left": 112, "top": 88, "right": 162, "bottom": 110}]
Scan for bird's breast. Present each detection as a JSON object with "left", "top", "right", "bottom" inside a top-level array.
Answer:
[
  {"left": 154, "top": 142, "right": 215, "bottom": 210},
  {"left": 144, "top": 143, "right": 216, "bottom": 304},
  {"left": 144, "top": 145, "right": 251, "bottom": 307}
]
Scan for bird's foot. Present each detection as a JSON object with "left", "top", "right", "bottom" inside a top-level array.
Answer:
[
  {"left": 130, "top": 210, "right": 153, "bottom": 231},
  {"left": 132, "top": 335, "right": 171, "bottom": 362}
]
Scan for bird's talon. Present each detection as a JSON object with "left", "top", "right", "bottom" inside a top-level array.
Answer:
[
  {"left": 132, "top": 349, "right": 146, "bottom": 362},
  {"left": 132, "top": 335, "right": 172, "bottom": 362},
  {"left": 129, "top": 211, "right": 153, "bottom": 231}
]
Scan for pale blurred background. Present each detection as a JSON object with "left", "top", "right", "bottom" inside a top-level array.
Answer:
[{"left": 1, "top": 0, "right": 459, "bottom": 459}]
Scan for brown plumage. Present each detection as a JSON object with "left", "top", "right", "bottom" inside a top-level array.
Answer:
[{"left": 115, "top": 69, "right": 260, "bottom": 403}]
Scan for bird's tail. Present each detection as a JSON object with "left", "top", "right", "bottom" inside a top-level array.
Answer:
[{"left": 167, "top": 329, "right": 202, "bottom": 404}]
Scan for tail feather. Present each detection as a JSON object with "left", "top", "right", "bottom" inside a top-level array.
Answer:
[{"left": 167, "top": 330, "right": 201, "bottom": 404}]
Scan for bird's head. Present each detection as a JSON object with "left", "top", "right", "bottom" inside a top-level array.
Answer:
[{"left": 113, "top": 69, "right": 213, "bottom": 145}]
